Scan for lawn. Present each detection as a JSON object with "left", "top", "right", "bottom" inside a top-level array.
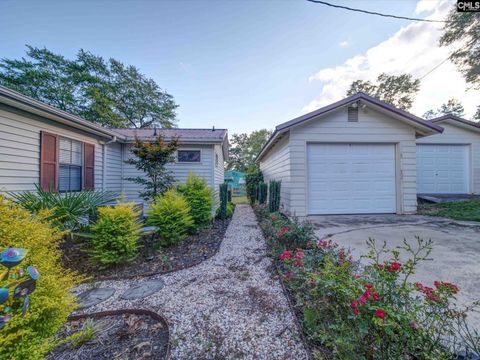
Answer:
[
  {"left": 417, "top": 199, "right": 480, "bottom": 222},
  {"left": 232, "top": 195, "right": 248, "bottom": 205}
]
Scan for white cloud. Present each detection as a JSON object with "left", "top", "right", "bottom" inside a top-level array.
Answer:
[
  {"left": 304, "top": 0, "right": 480, "bottom": 120},
  {"left": 339, "top": 40, "right": 349, "bottom": 48}
]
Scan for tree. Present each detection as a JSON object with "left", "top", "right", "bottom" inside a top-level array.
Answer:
[
  {"left": 347, "top": 73, "right": 420, "bottom": 111},
  {"left": 475, "top": 106, "right": 480, "bottom": 121},
  {"left": 440, "top": 11, "right": 480, "bottom": 89},
  {"left": 0, "top": 45, "right": 178, "bottom": 128},
  {"left": 423, "top": 98, "right": 465, "bottom": 119},
  {"left": 227, "top": 129, "right": 272, "bottom": 171},
  {"left": 124, "top": 135, "right": 178, "bottom": 201}
]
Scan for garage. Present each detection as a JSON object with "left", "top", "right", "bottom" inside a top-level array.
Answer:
[
  {"left": 416, "top": 144, "right": 469, "bottom": 194},
  {"left": 307, "top": 143, "right": 396, "bottom": 214}
]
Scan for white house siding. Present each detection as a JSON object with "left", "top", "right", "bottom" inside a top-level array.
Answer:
[
  {"left": 285, "top": 106, "right": 417, "bottom": 217},
  {"left": 259, "top": 133, "right": 291, "bottom": 211},
  {"left": 105, "top": 142, "right": 123, "bottom": 195},
  {"left": 122, "top": 143, "right": 215, "bottom": 204},
  {"left": 0, "top": 104, "right": 105, "bottom": 193},
  {"left": 416, "top": 122, "right": 480, "bottom": 194},
  {"left": 213, "top": 144, "right": 225, "bottom": 209}
]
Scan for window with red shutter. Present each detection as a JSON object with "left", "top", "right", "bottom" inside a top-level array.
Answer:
[
  {"left": 40, "top": 131, "right": 58, "bottom": 191},
  {"left": 83, "top": 143, "right": 95, "bottom": 190}
]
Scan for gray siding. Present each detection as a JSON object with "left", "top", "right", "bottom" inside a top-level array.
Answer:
[
  {"left": 417, "top": 121, "right": 480, "bottom": 194},
  {"left": 259, "top": 133, "right": 291, "bottom": 211},
  {"left": 212, "top": 144, "right": 225, "bottom": 209},
  {"left": 122, "top": 143, "right": 215, "bottom": 205},
  {"left": 0, "top": 105, "right": 105, "bottom": 193},
  {"left": 105, "top": 142, "right": 123, "bottom": 195}
]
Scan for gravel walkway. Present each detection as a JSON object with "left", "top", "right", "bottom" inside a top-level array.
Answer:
[{"left": 73, "top": 205, "right": 308, "bottom": 359}]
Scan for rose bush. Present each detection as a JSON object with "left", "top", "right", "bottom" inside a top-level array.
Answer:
[{"left": 254, "top": 205, "right": 479, "bottom": 359}]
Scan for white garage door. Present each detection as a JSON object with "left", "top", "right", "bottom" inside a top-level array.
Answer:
[
  {"left": 307, "top": 143, "right": 396, "bottom": 215},
  {"left": 416, "top": 144, "right": 469, "bottom": 194}
]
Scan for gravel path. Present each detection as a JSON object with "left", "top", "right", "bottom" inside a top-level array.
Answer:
[{"left": 73, "top": 205, "right": 308, "bottom": 359}]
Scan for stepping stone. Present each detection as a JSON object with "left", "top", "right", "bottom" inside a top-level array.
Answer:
[
  {"left": 120, "top": 279, "right": 165, "bottom": 300},
  {"left": 77, "top": 288, "right": 115, "bottom": 309}
]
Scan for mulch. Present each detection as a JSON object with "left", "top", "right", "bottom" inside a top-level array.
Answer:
[
  {"left": 47, "top": 310, "right": 170, "bottom": 360},
  {"left": 60, "top": 219, "right": 230, "bottom": 281}
]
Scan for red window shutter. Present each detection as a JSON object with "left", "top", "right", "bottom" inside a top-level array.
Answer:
[
  {"left": 40, "top": 131, "right": 58, "bottom": 191},
  {"left": 83, "top": 143, "right": 95, "bottom": 190}
]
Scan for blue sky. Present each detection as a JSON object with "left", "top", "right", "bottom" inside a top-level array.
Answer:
[{"left": 1, "top": 0, "right": 476, "bottom": 134}]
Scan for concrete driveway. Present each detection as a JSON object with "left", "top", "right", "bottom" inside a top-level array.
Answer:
[{"left": 310, "top": 214, "right": 480, "bottom": 328}]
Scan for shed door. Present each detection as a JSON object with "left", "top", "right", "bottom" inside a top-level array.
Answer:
[
  {"left": 307, "top": 143, "right": 396, "bottom": 214},
  {"left": 416, "top": 144, "right": 469, "bottom": 194}
]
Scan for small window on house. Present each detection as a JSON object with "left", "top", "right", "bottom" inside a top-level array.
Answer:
[
  {"left": 215, "top": 153, "right": 219, "bottom": 167},
  {"left": 178, "top": 150, "right": 201, "bottom": 163},
  {"left": 58, "top": 137, "right": 82, "bottom": 191},
  {"left": 348, "top": 106, "right": 359, "bottom": 122}
]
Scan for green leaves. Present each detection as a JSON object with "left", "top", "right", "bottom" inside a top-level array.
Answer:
[
  {"left": 227, "top": 129, "right": 272, "bottom": 171},
  {"left": 178, "top": 172, "right": 213, "bottom": 229},
  {"left": 0, "top": 45, "right": 178, "bottom": 128}
]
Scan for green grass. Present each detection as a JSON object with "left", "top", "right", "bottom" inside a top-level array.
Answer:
[
  {"left": 417, "top": 200, "right": 480, "bottom": 222},
  {"left": 232, "top": 196, "right": 248, "bottom": 205}
]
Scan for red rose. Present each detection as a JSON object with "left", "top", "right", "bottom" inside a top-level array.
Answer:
[
  {"left": 364, "top": 283, "right": 373, "bottom": 289},
  {"left": 372, "top": 293, "right": 380, "bottom": 301},
  {"left": 386, "top": 261, "right": 401, "bottom": 272},
  {"left": 280, "top": 250, "right": 292, "bottom": 262},
  {"left": 374, "top": 308, "right": 385, "bottom": 320},
  {"left": 351, "top": 300, "right": 357, "bottom": 308},
  {"left": 353, "top": 308, "right": 359, "bottom": 316}
]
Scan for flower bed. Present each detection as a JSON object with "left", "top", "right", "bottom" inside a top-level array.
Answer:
[{"left": 253, "top": 204, "right": 480, "bottom": 359}]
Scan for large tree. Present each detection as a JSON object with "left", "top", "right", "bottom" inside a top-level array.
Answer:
[
  {"left": 423, "top": 98, "right": 465, "bottom": 119},
  {"left": 227, "top": 129, "right": 272, "bottom": 171},
  {"left": 347, "top": 73, "right": 420, "bottom": 111},
  {"left": 0, "top": 46, "right": 177, "bottom": 128}
]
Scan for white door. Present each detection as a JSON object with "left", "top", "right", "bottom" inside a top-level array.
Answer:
[
  {"left": 416, "top": 144, "right": 469, "bottom": 194},
  {"left": 307, "top": 143, "right": 396, "bottom": 215}
]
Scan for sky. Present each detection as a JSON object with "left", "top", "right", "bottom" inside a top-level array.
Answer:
[{"left": 0, "top": 0, "right": 478, "bottom": 134}]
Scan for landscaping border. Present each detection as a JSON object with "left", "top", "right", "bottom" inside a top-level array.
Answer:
[{"left": 67, "top": 308, "right": 171, "bottom": 360}]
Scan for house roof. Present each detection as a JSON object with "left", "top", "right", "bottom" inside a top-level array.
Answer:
[
  {"left": 0, "top": 85, "right": 119, "bottom": 140},
  {"left": 256, "top": 92, "right": 444, "bottom": 161},
  {"left": 429, "top": 114, "right": 480, "bottom": 131},
  {"left": 112, "top": 128, "right": 228, "bottom": 143}
]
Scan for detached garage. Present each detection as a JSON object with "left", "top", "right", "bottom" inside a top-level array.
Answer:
[
  {"left": 416, "top": 115, "right": 480, "bottom": 195},
  {"left": 257, "top": 93, "right": 443, "bottom": 217}
]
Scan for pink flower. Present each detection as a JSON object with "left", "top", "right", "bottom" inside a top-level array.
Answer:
[
  {"left": 280, "top": 250, "right": 292, "bottom": 262},
  {"left": 374, "top": 308, "right": 385, "bottom": 320},
  {"left": 386, "top": 261, "right": 401, "bottom": 272},
  {"left": 363, "top": 283, "right": 373, "bottom": 290},
  {"left": 372, "top": 293, "right": 380, "bottom": 301},
  {"left": 277, "top": 226, "right": 290, "bottom": 237},
  {"left": 351, "top": 300, "right": 357, "bottom": 308},
  {"left": 353, "top": 308, "right": 359, "bottom": 316},
  {"left": 285, "top": 272, "right": 295, "bottom": 278}
]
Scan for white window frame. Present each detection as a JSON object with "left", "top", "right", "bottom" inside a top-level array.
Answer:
[{"left": 58, "top": 136, "right": 83, "bottom": 192}]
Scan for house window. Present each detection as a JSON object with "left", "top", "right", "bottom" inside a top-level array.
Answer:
[
  {"left": 178, "top": 150, "right": 201, "bottom": 163},
  {"left": 58, "top": 137, "right": 82, "bottom": 191}
]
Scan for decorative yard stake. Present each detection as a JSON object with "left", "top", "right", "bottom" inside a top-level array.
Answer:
[
  {"left": 219, "top": 183, "right": 228, "bottom": 220},
  {"left": 257, "top": 182, "right": 268, "bottom": 205},
  {"left": 0, "top": 247, "right": 39, "bottom": 329},
  {"left": 268, "top": 180, "right": 281, "bottom": 213}
]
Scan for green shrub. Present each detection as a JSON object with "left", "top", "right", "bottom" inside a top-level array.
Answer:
[
  {"left": 268, "top": 180, "right": 281, "bottom": 212},
  {"left": 90, "top": 203, "right": 141, "bottom": 267},
  {"left": 219, "top": 183, "right": 229, "bottom": 220},
  {"left": 147, "top": 189, "right": 194, "bottom": 246},
  {"left": 245, "top": 165, "right": 263, "bottom": 204},
  {"left": 178, "top": 172, "right": 213, "bottom": 231},
  {"left": 257, "top": 182, "right": 268, "bottom": 204},
  {"left": 9, "top": 184, "right": 117, "bottom": 232},
  {"left": 0, "top": 196, "right": 81, "bottom": 360},
  {"left": 216, "top": 202, "right": 235, "bottom": 219}
]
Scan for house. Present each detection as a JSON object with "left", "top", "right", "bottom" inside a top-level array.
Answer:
[
  {"left": 416, "top": 115, "right": 480, "bottom": 195},
  {"left": 256, "top": 92, "right": 443, "bottom": 216},
  {"left": 0, "top": 85, "right": 228, "bottom": 207},
  {"left": 224, "top": 170, "right": 246, "bottom": 196}
]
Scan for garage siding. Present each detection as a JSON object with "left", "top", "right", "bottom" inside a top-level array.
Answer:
[
  {"left": 0, "top": 104, "right": 105, "bottom": 193},
  {"left": 259, "top": 133, "right": 291, "bottom": 211},
  {"left": 416, "top": 122, "right": 480, "bottom": 194},
  {"left": 287, "top": 107, "right": 417, "bottom": 216}
]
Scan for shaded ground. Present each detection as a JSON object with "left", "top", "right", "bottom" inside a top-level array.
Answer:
[
  {"left": 310, "top": 214, "right": 480, "bottom": 328},
  {"left": 72, "top": 205, "right": 307, "bottom": 359},
  {"left": 417, "top": 199, "right": 480, "bottom": 222},
  {"left": 48, "top": 313, "right": 169, "bottom": 360},
  {"left": 61, "top": 219, "right": 229, "bottom": 280}
]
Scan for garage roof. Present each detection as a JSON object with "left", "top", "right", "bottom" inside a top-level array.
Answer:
[
  {"left": 256, "top": 92, "right": 444, "bottom": 161},
  {"left": 429, "top": 114, "right": 480, "bottom": 132}
]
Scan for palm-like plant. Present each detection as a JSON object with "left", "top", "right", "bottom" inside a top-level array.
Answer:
[{"left": 9, "top": 185, "right": 118, "bottom": 232}]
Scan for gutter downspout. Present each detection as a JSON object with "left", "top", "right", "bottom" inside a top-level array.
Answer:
[{"left": 101, "top": 136, "right": 117, "bottom": 191}]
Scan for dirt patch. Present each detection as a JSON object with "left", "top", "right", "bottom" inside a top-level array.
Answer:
[
  {"left": 48, "top": 312, "right": 169, "bottom": 360},
  {"left": 61, "top": 219, "right": 230, "bottom": 280}
]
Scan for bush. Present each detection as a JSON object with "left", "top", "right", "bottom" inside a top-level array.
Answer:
[
  {"left": 219, "top": 183, "right": 229, "bottom": 220},
  {"left": 0, "top": 196, "right": 80, "bottom": 360},
  {"left": 9, "top": 184, "right": 117, "bottom": 232},
  {"left": 245, "top": 165, "right": 263, "bottom": 204},
  {"left": 147, "top": 189, "right": 194, "bottom": 246},
  {"left": 89, "top": 203, "right": 141, "bottom": 267},
  {"left": 257, "top": 182, "right": 268, "bottom": 204},
  {"left": 268, "top": 180, "right": 281, "bottom": 212},
  {"left": 178, "top": 172, "right": 213, "bottom": 231},
  {"left": 216, "top": 202, "right": 235, "bottom": 219}
]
